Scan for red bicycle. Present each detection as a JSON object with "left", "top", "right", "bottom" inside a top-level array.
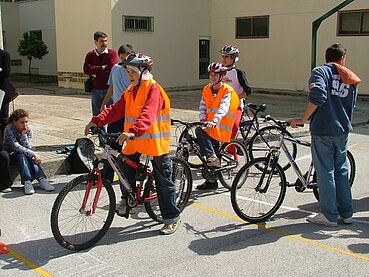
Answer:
[{"left": 51, "top": 127, "right": 192, "bottom": 251}]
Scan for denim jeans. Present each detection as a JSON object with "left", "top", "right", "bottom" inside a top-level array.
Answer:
[
  {"left": 91, "top": 88, "right": 112, "bottom": 116},
  {"left": 311, "top": 134, "right": 353, "bottom": 222},
  {"left": 195, "top": 127, "right": 219, "bottom": 158},
  {"left": 91, "top": 88, "right": 113, "bottom": 144},
  {"left": 117, "top": 152, "right": 180, "bottom": 224},
  {"left": 9, "top": 152, "right": 46, "bottom": 184},
  {"left": 104, "top": 117, "right": 124, "bottom": 183}
]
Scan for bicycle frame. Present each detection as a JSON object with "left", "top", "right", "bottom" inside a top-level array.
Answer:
[
  {"left": 274, "top": 135, "right": 315, "bottom": 190},
  {"left": 82, "top": 138, "right": 157, "bottom": 216},
  {"left": 174, "top": 119, "right": 239, "bottom": 173}
]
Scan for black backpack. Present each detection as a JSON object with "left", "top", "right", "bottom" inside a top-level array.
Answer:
[{"left": 66, "top": 138, "right": 95, "bottom": 174}]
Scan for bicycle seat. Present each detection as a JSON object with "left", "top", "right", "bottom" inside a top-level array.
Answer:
[{"left": 248, "top": 104, "right": 267, "bottom": 112}]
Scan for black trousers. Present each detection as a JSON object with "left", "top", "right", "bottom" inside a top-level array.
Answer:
[{"left": 0, "top": 150, "right": 12, "bottom": 190}]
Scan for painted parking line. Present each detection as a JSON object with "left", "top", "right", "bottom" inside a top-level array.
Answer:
[
  {"left": 6, "top": 246, "right": 54, "bottom": 277},
  {"left": 190, "top": 202, "right": 369, "bottom": 262},
  {"left": 220, "top": 191, "right": 369, "bottom": 225}
]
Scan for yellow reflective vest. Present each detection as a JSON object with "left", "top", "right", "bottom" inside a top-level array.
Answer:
[
  {"left": 123, "top": 79, "right": 171, "bottom": 156},
  {"left": 203, "top": 83, "right": 239, "bottom": 142}
]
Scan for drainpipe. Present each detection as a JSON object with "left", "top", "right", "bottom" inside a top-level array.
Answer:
[
  {"left": 311, "top": 0, "right": 355, "bottom": 70},
  {"left": 0, "top": 5, "right": 3, "bottom": 49}
]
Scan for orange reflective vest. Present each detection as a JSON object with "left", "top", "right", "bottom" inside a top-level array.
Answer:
[
  {"left": 203, "top": 83, "right": 239, "bottom": 142},
  {"left": 123, "top": 79, "right": 171, "bottom": 156}
]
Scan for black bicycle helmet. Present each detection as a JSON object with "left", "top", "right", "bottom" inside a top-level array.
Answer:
[{"left": 121, "top": 53, "right": 154, "bottom": 71}]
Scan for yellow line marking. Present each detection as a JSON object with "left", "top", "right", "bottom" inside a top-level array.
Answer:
[
  {"left": 190, "top": 202, "right": 369, "bottom": 262},
  {"left": 349, "top": 146, "right": 369, "bottom": 150},
  {"left": 352, "top": 128, "right": 369, "bottom": 134},
  {"left": 7, "top": 246, "right": 54, "bottom": 277}
]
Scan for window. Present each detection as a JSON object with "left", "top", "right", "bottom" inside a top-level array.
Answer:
[
  {"left": 338, "top": 9, "right": 369, "bottom": 36},
  {"left": 123, "top": 16, "right": 154, "bottom": 32},
  {"left": 236, "top": 16, "right": 269, "bottom": 39},
  {"left": 199, "top": 39, "right": 210, "bottom": 79},
  {"left": 30, "top": 30, "right": 42, "bottom": 40}
]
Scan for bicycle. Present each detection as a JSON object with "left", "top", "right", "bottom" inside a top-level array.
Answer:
[
  {"left": 51, "top": 127, "right": 192, "bottom": 251},
  {"left": 236, "top": 102, "right": 297, "bottom": 171},
  {"left": 230, "top": 116, "right": 355, "bottom": 223},
  {"left": 172, "top": 119, "right": 248, "bottom": 190}
]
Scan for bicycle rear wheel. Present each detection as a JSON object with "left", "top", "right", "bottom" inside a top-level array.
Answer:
[
  {"left": 231, "top": 157, "right": 286, "bottom": 223},
  {"left": 248, "top": 126, "right": 297, "bottom": 171},
  {"left": 312, "top": 150, "right": 356, "bottom": 201},
  {"left": 51, "top": 174, "right": 116, "bottom": 251},
  {"left": 145, "top": 157, "right": 192, "bottom": 222},
  {"left": 218, "top": 139, "right": 249, "bottom": 190}
]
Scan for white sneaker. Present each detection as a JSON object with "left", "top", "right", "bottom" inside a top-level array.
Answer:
[
  {"left": 307, "top": 213, "right": 337, "bottom": 227},
  {"left": 338, "top": 216, "right": 353, "bottom": 224},
  {"left": 24, "top": 181, "right": 35, "bottom": 195},
  {"left": 39, "top": 178, "right": 55, "bottom": 191},
  {"left": 116, "top": 200, "right": 127, "bottom": 216},
  {"left": 1, "top": 188, "right": 12, "bottom": 193}
]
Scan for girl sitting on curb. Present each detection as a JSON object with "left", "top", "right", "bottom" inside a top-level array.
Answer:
[{"left": 3, "top": 109, "right": 54, "bottom": 195}]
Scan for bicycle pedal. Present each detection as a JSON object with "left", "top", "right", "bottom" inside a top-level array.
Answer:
[{"left": 307, "top": 183, "right": 318, "bottom": 189}]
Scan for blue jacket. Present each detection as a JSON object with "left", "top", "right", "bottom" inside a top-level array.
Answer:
[{"left": 308, "top": 63, "right": 357, "bottom": 136}]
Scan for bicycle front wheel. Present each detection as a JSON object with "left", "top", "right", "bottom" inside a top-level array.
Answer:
[
  {"left": 312, "top": 150, "right": 356, "bottom": 201},
  {"left": 218, "top": 139, "right": 249, "bottom": 190},
  {"left": 51, "top": 174, "right": 116, "bottom": 251},
  {"left": 145, "top": 157, "right": 193, "bottom": 222},
  {"left": 231, "top": 157, "right": 286, "bottom": 223},
  {"left": 248, "top": 126, "right": 297, "bottom": 171}
]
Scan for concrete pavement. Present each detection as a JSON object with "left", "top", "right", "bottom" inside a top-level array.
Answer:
[{"left": 8, "top": 80, "right": 369, "bottom": 180}]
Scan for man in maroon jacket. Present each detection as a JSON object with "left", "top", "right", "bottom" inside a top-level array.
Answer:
[{"left": 83, "top": 31, "right": 118, "bottom": 118}]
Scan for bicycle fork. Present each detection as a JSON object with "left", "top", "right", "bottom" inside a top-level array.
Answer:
[
  {"left": 255, "top": 152, "right": 279, "bottom": 193},
  {"left": 80, "top": 169, "right": 103, "bottom": 216}
]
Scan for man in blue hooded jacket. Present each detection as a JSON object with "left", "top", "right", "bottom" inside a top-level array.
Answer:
[{"left": 288, "top": 43, "right": 361, "bottom": 227}]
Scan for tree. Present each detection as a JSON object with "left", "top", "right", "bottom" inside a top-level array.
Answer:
[{"left": 17, "top": 32, "right": 49, "bottom": 76}]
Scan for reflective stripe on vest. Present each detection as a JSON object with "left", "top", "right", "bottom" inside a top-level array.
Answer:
[
  {"left": 202, "top": 83, "right": 239, "bottom": 142},
  {"left": 123, "top": 79, "right": 171, "bottom": 156},
  {"left": 125, "top": 114, "right": 171, "bottom": 124}
]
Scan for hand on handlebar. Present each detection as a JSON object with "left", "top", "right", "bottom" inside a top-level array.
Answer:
[
  {"left": 203, "top": 120, "right": 216, "bottom": 130},
  {"left": 117, "top": 132, "right": 135, "bottom": 145},
  {"left": 84, "top": 122, "right": 97, "bottom": 136},
  {"left": 286, "top": 118, "right": 305, "bottom": 128}
]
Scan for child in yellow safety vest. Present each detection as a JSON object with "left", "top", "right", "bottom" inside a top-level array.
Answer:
[{"left": 195, "top": 62, "right": 239, "bottom": 190}]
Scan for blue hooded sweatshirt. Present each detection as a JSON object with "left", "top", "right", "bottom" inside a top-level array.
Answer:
[{"left": 308, "top": 63, "right": 358, "bottom": 136}]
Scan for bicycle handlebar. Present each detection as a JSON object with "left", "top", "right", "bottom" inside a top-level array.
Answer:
[
  {"left": 171, "top": 119, "right": 205, "bottom": 127},
  {"left": 90, "top": 127, "right": 135, "bottom": 142},
  {"left": 264, "top": 115, "right": 304, "bottom": 128}
]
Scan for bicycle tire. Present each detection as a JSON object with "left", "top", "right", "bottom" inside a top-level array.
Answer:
[
  {"left": 312, "top": 150, "right": 356, "bottom": 201},
  {"left": 218, "top": 139, "right": 249, "bottom": 190},
  {"left": 248, "top": 126, "right": 297, "bottom": 171},
  {"left": 145, "top": 157, "right": 193, "bottom": 222},
  {"left": 231, "top": 157, "right": 287, "bottom": 223},
  {"left": 177, "top": 126, "right": 203, "bottom": 169},
  {"left": 51, "top": 174, "right": 116, "bottom": 251}
]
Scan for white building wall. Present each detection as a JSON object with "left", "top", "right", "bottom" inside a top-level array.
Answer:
[
  {"left": 211, "top": 0, "right": 369, "bottom": 94},
  {"left": 110, "top": 0, "right": 212, "bottom": 88},
  {"left": 0, "top": 2, "right": 21, "bottom": 73}
]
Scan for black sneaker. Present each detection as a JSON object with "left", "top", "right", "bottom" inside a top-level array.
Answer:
[{"left": 196, "top": 180, "right": 218, "bottom": 190}]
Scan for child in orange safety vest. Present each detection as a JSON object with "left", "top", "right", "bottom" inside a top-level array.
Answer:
[
  {"left": 85, "top": 53, "right": 181, "bottom": 235},
  {"left": 195, "top": 62, "right": 239, "bottom": 190}
]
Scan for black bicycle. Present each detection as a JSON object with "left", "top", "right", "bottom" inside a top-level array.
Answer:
[
  {"left": 51, "top": 128, "right": 192, "bottom": 251},
  {"left": 231, "top": 116, "right": 355, "bottom": 223},
  {"left": 236, "top": 102, "right": 297, "bottom": 171},
  {"left": 172, "top": 119, "right": 248, "bottom": 190}
]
